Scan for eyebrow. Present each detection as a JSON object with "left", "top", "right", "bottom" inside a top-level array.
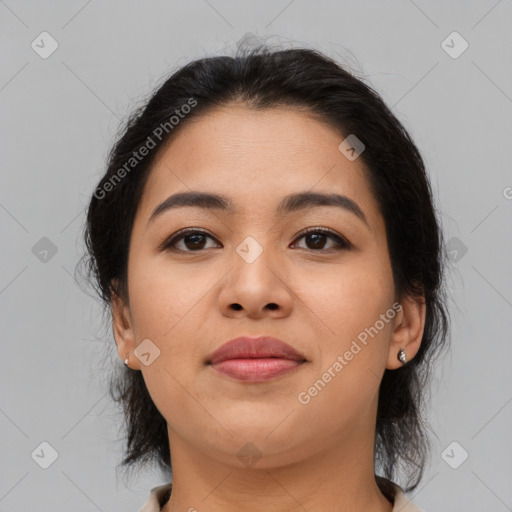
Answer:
[{"left": 148, "top": 190, "right": 369, "bottom": 228}]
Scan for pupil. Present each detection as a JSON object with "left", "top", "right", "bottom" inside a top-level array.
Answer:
[
  {"left": 183, "top": 233, "right": 328, "bottom": 250},
  {"left": 186, "top": 234, "right": 206, "bottom": 249},
  {"left": 308, "top": 233, "right": 326, "bottom": 249}
]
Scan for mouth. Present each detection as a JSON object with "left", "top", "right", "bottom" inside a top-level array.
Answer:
[{"left": 206, "top": 336, "right": 308, "bottom": 383}]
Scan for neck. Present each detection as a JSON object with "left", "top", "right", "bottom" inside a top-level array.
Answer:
[{"left": 162, "top": 417, "right": 393, "bottom": 512}]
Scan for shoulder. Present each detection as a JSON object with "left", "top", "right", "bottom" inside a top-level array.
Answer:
[
  {"left": 390, "top": 482, "right": 425, "bottom": 512},
  {"left": 139, "top": 482, "right": 173, "bottom": 512}
]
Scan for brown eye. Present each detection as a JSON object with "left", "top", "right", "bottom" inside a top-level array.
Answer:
[
  {"left": 160, "top": 227, "right": 351, "bottom": 253},
  {"left": 291, "top": 228, "right": 351, "bottom": 251},
  {"left": 160, "top": 229, "right": 220, "bottom": 252}
]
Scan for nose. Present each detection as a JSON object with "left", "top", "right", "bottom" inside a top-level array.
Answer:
[{"left": 217, "top": 241, "right": 294, "bottom": 320}]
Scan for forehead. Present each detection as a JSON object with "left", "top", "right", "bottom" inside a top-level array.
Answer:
[{"left": 137, "top": 105, "right": 381, "bottom": 228}]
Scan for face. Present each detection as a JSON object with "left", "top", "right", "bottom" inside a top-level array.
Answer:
[{"left": 113, "top": 103, "right": 423, "bottom": 468}]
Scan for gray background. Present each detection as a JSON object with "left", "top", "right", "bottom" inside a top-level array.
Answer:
[{"left": 1, "top": 1, "right": 511, "bottom": 510}]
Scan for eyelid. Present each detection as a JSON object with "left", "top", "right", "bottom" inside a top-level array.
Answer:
[
  {"left": 157, "top": 227, "right": 215, "bottom": 251},
  {"left": 159, "top": 226, "right": 352, "bottom": 252},
  {"left": 292, "top": 226, "right": 352, "bottom": 250}
]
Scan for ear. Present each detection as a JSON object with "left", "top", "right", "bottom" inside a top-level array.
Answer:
[
  {"left": 111, "top": 281, "right": 141, "bottom": 371},
  {"left": 386, "top": 293, "right": 426, "bottom": 370}
]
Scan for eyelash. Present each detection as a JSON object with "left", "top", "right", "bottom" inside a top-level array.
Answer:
[{"left": 159, "top": 227, "right": 352, "bottom": 253}]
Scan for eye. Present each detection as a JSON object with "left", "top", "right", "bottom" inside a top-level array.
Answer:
[
  {"left": 291, "top": 227, "right": 351, "bottom": 251},
  {"left": 159, "top": 228, "right": 221, "bottom": 252},
  {"left": 159, "top": 227, "right": 351, "bottom": 253}
]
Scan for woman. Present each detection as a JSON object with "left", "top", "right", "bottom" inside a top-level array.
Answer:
[{"left": 81, "top": 45, "right": 450, "bottom": 511}]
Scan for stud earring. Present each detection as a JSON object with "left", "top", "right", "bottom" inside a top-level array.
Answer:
[
  {"left": 397, "top": 348, "right": 407, "bottom": 364},
  {"left": 124, "top": 354, "right": 129, "bottom": 366}
]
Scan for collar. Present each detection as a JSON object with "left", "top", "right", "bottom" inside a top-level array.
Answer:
[{"left": 139, "top": 479, "right": 424, "bottom": 511}]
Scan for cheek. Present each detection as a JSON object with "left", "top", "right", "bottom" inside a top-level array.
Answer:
[
  {"left": 127, "top": 253, "right": 216, "bottom": 379},
  {"left": 294, "top": 267, "right": 394, "bottom": 435},
  {"left": 301, "top": 257, "right": 394, "bottom": 349},
  {"left": 128, "top": 260, "right": 209, "bottom": 432},
  {"left": 127, "top": 254, "right": 204, "bottom": 339}
]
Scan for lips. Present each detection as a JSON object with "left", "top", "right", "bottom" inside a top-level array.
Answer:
[
  {"left": 207, "top": 336, "right": 307, "bottom": 365},
  {"left": 206, "top": 336, "right": 307, "bottom": 382}
]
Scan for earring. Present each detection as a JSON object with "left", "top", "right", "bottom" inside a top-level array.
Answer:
[
  {"left": 397, "top": 348, "right": 407, "bottom": 364},
  {"left": 124, "top": 354, "right": 129, "bottom": 366}
]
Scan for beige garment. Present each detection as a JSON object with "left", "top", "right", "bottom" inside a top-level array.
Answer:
[{"left": 139, "top": 479, "right": 425, "bottom": 511}]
